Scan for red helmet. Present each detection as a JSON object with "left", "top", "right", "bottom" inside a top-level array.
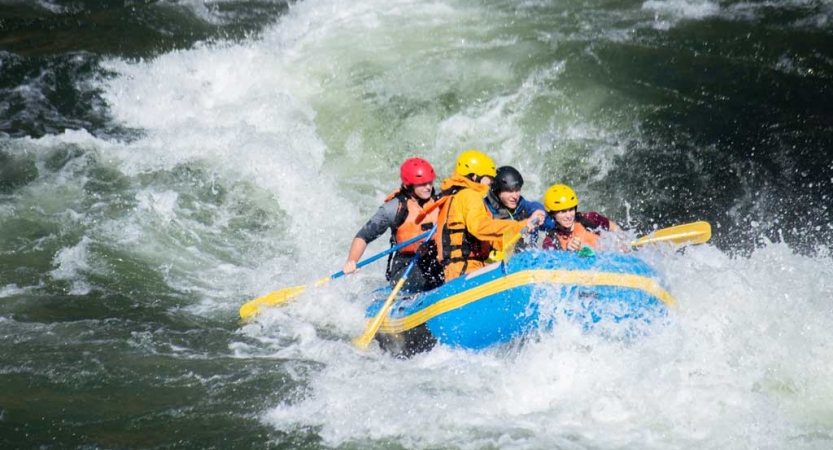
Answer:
[{"left": 399, "top": 157, "right": 436, "bottom": 186}]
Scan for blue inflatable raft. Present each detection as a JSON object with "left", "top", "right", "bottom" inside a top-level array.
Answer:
[{"left": 364, "top": 250, "right": 675, "bottom": 356}]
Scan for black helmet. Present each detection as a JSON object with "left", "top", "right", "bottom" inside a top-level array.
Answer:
[{"left": 492, "top": 166, "right": 524, "bottom": 195}]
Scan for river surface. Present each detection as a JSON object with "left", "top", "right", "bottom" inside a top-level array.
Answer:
[{"left": 1, "top": 0, "right": 832, "bottom": 448}]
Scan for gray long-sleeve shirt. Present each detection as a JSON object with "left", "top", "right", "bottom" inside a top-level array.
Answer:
[{"left": 355, "top": 197, "right": 402, "bottom": 244}]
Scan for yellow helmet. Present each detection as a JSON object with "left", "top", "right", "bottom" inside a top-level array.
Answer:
[
  {"left": 543, "top": 184, "right": 578, "bottom": 212},
  {"left": 455, "top": 150, "right": 497, "bottom": 178}
]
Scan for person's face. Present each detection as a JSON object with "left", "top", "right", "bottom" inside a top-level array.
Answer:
[
  {"left": 411, "top": 182, "right": 433, "bottom": 200},
  {"left": 552, "top": 207, "right": 576, "bottom": 229},
  {"left": 498, "top": 188, "right": 521, "bottom": 209},
  {"left": 479, "top": 176, "right": 493, "bottom": 186}
]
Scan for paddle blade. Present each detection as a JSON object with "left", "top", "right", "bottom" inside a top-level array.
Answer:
[
  {"left": 631, "top": 221, "right": 712, "bottom": 248},
  {"left": 239, "top": 285, "right": 308, "bottom": 320},
  {"left": 353, "top": 277, "right": 407, "bottom": 350},
  {"left": 351, "top": 333, "right": 374, "bottom": 351},
  {"left": 239, "top": 276, "right": 335, "bottom": 320}
]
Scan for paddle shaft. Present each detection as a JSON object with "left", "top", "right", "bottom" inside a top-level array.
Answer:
[
  {"left": 239, "top": 230, "right": 432, "bottom": 320},
  {"left": 331, "top": 230, "right": 431, "bottom": 279}
]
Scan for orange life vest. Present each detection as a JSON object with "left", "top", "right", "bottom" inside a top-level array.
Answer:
[
  {"left": 435, "top": 189, "right": 492, "bottom": 265},
  {"left": 437, "top": 193, "right": 492, "bottom": 265},
  {"left": 553, "top": 222, "right": 600, "bottom": 250},
  {"left": 384, "top": 189, "right": 438, "bottom": 254}
]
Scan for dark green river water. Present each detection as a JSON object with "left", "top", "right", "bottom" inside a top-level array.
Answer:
[{"left": 2, "top": 0, "right": 832, "bottom": 448}]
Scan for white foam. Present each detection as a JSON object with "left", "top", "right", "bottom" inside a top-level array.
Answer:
[
  {"left": 135, "top": 190, "right": 180, "bottom": 222},
  {"left": 50, "top": 236, "right": 91, "bottom": 281},
  {"left": 642, "top": 0, "right": 721, "bottom": 20},
  {"left": 253, "top": 240, "right": 833, "bottom": 449},
  {"left": 49, "top": 236, "right": 93, "bottom": 295},
  {"left": 100, "top": 43, "right": 354, "bottom": 246},
  {"left": 31, "top": 0, "right": 77, "bottom": 14},
  {"left": 0, "top": 284, "right": 25, "bottom": 298}
]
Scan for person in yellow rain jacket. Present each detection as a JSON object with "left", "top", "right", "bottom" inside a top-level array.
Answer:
[{"left": 434, "top": 150, "right": 545, "bottom": 282}]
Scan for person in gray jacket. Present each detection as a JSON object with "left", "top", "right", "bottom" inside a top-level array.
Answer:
[{"left": 342, "top": 158, "right": 444, "bottom": 292}]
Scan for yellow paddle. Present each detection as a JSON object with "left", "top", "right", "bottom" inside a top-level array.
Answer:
[
  {"left": 631, "top": 221, "right": 712, "bottom": 248},
  {"left": 353, "top": 224, "right": 438, "bottom": 350},
  {"left": 239, "top": 230, "right": 432, "bottom": 321},
  {"left": 239, "top": 278, "right": 329, "bottom": 321}
]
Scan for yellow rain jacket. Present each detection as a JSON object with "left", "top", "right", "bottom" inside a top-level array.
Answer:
[{"left": 434, "top": 173, "right": 526, "bottom": 281}]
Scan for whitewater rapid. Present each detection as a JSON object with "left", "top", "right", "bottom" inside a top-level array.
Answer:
[{"left": 3, "top": 0, "right": 832, "bottom": 448}]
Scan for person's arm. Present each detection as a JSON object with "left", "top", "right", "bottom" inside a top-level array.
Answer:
[
  {"left": 542, "top": 234, "right": 557, "bottom": 250},
  {"left": 582, "top": 211, "right": 620, "bottom": 232},
  {"left": 580, "top": 211, "right": 627, "bottom": 252},
  {"left": 342, "top": 238, "right": 368, "bottom": 274},
  {"left": 512, "top": 199, "right": 539, "bottom": 247},
  {"left": 342, "top": 200, "right": 398, "bottom": 274},
  {"left": 524, "top": 210, "right": 547, "bottom": 233},
  {"left": 532, "top": 201, "right": 556, "bottom": 231},
  {"left": 458, "top": 190, "right": 526, "bottom": 247}
]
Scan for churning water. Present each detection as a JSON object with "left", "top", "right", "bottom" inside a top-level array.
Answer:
[{"left": 1, "top": 0, "right": 832, "bottom": 448}]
